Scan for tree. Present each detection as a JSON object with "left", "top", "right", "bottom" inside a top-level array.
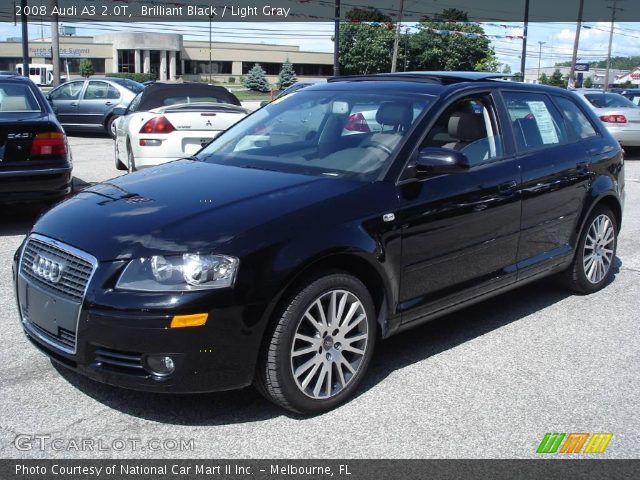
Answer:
[
  {"left": 277, "top": 59, "right": 297, "bottom": 90},
  {"left": 502, "top": 64, "right": 512, "bottom": 75},
  {"left": 79, "top": 58, "right": 94, "bottom": 78},
  {"left": 620, "top": 79, "right": 634, "bottom": 88},
  {"left": 243, "top": 64, "right": 269, "bottom": 92},
  {"left": 407, "top": 9, "right": 499, "bottom": 72},
  {"left": 548, "top": 69, "right": 567, "bottom": 88},
  {"left": 538, "top": 73, "right": 550, "bottom": 84},
  {"left": 582, "top": 76, "right": 593, "bottom": 88},
  {"left": 339, "top": 9, "right": 396, "bottom": 75}
]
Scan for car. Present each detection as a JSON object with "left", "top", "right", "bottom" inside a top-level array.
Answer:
[
  {"left": 611, "top": 87, "right": 640, "bottom": 106},
  {"left": 260, "top": 79, "right": 326, "bottom": 107},
  {"left": 113, "top": 82, "right": 247, "bottom": 172},
  {"left": 572, "top": 89, "right": 640, "bottom": 146},
  {"left": 0, "top": 74, "right": 73, "bottom": 203},
  {"left": 46, "top": 77, "right": 144, "bottom": 138},
  {"left": 13, "top": 72, "right": 624, "bottom": 414}
]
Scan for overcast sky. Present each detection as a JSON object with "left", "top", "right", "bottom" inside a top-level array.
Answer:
[{"left": 1, "top": 21, "right": 639, "bottom": 72}]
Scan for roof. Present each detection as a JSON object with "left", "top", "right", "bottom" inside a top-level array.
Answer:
[
  {"left": 328, "top": 71, "right": 511, "bottom": 84},
  {"left": 0, "top": 73, "right": 30, "bottom": 82}
]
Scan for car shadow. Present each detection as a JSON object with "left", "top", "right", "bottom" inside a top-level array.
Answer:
[
  {"left": 0, "top": 177, "right": 94, "bottom": 236},
  {"left": 52, "top": 257, "right": 622, "bottom": 425}
]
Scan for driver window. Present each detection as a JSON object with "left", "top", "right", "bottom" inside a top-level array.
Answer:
[{"left": 422, "top": 94, "right": 503, "bottom": 166}]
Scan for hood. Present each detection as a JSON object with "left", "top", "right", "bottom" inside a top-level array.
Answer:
[{"left": 33, "top": 159, "right": 365, "bottom": 261}]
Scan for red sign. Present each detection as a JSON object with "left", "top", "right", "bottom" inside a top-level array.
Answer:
[{"left": 631, "top": 72, "right": 640, "bottom": 80}]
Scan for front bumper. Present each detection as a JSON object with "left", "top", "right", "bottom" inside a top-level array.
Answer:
[
  {"left": 13, "top": 240, "right": 267, "bottom": 394},
  {"left": 0, "top": 166, "right": 72, "bottom": 203}
]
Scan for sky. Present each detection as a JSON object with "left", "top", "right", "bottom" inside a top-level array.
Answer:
[{"left": 1, "top": 20, "right": 639, "bottom": 73}]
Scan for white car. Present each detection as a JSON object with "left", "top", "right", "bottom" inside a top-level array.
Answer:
[
  {"left": 114, "top": 82, "right": 248, "bottom": 171},
  {"left": 573, "top": 89, "right": 640, "bottom": 147}
]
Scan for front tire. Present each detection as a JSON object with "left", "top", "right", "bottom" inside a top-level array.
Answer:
[
  {"left": 562, "top": 205, "right": 617, "bottom": 294},
  {"left": 256, "top": 272, "right": 376, "bottom": 414}
]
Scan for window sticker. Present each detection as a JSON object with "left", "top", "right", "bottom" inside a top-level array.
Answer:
[{"left": 526, "top": 101, "right": 559, "bottom": 144}]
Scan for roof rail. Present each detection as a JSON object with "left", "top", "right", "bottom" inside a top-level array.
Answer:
[{"left": 328, "top": 71, "right": 512, "bottom": 84}]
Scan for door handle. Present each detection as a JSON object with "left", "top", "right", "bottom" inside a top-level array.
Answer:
[
  {"left": 70, "top": 102, "right": 78, "bottom": 107},
  {"left": 498, "top": 181, "right": 517, "bottom": 195},
  {"left": 105, "top": 101, "right": 113, "bottom": 106}
]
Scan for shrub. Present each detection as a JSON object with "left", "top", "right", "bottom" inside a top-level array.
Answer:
[
  {"left": 243, "top": 64, "right": 269, "bottom": 92},
  {"left": 105, "top": 72, "right": 157, "bottom": 83}
]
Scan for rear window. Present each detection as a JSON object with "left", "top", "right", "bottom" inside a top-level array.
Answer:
[
  {"left": 0, "top": 83, "right": 41, "bottom": 113},
  {"left": 554, "top": 96, "right": 598, "bottom": 139},
  {"left": 583, "top": 92, "right": 637, "bottom": 108},
  {"left": 111, "top": 78, "right": 144, "bottom": 94}
]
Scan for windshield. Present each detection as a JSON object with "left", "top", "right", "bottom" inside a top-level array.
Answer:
[
  {"left": 583, "top": 92, "right": 637, "bottom": 109},
  {"left": 196, "top": 90, "right": 433, "bottom": 180}
]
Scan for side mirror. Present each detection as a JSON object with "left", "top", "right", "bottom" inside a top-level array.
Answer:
[{"left": 414, "top": 147, "right": 470, "bottom": 176}]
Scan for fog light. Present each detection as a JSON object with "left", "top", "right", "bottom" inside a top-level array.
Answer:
[{"left": 146, "top": 355, "right": 175, "bottom": 376}]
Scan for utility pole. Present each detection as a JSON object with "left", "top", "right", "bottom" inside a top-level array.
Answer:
[
  {"left": 604, "top": 0, "right": 622, "bottom": 91},
  {"left": 51, "top": 0, "right": 60, "bottom": 86},
  {"left": 568, "top": 0, "right": 584, "bottom": 89},
  {"left": 537, "top": 41, "right": 546, "bottom": 82},
  {"left": 208, "top": 14, "right": 212, "bottom": 83},
  {"left": 391, "top": 0, "right": 405, "bottom": 73},
  {"left": 333, "top": 0, "right": 340, "bottom": 76},
  {"left": 20, "top": 0, "right": 29, "bottom": 77},
  {"left": 519, "top": 0, "right": 530, "bottom": 81}
]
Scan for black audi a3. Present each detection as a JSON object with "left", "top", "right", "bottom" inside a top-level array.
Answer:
[{"left": 14, "top": 72, "right": 624, "bottom": 413}]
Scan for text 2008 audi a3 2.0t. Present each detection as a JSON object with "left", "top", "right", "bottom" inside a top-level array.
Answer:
[{"left": 14, "top": 73, "right": 624, "bottom": 413}]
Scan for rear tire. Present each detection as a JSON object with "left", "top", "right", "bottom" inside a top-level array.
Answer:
[
  {"left": 562, "top": 205, "right": 617, "bottom": 294},
  {"left": 256, "top": 272, "right": 376, "bottom": 414},
  {"left": 106, "top": 115, "right": 119, "bottom": 139}
]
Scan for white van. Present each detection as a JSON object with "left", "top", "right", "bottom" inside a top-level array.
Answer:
[{"left": 16, "top": 64, "right": 54, "bottom": 86}]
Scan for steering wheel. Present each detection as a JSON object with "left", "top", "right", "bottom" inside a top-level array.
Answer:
[{"left": 361, "top": 140, "right": 394, "bottom": 155}]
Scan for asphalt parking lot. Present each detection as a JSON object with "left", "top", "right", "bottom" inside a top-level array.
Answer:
[{"left": 1, "top": 135, "right": 639, "bottom": 459}]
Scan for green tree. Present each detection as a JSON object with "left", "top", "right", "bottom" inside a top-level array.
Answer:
[
  {"left": 243, "top": 64, "right": 270, "bottom": 92},
  {"left": 548, "top": 69, "right": 567, "bottom": 87},
  {"left": 79, "top": 58, "right": 94, "bottom": 78},
  {"left": 620, "top": 79, "right": 633, "bottom": 88},
  {"left": 277, "top": 58, "right": 298, "bottom": 90},
  {"left": 582, "top": 76, "right": 593, "bottom": 88},
  {"left": 339, "top": 9, "right": 396, "bottom": 75},
  {"left": 407, "top": 9, "right": 498, "bottom": 72},
  {"left": 502, "top": 64, "right": 512, "bottom": 74},
  {"left": 538, "top": 73, "right": 550, "bottom": 84}
]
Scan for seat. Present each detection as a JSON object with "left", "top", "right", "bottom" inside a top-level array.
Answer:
[
  {"left": 0, "top": 96, "right": 28, "bottom": 111},
  {"left": 361, "top": 102, "right": 414, "bottom": 152},
  {"left": 442, "top": 112, "right": 487, "bottom": 151}
]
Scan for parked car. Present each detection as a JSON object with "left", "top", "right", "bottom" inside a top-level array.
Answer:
[
  {"left": 113, "top": 82, "right": 247, "bottom": 172},
  {"left": 260, "top": 79, "right": 326, "bottom": 107},
  {"left": 46, "top": 77, "right": 143, "bottom": 138},
  {"left": 0, "top": 74, "right": 72, "bottom": 203},
  {"left": 611, "top": 87, "right": 640, "bottom": 106},
  {"left": 13, "top": 72, "right": 624, "bottom": 414},
  {"left": 573, "top": 89, "right": 640, "bottom": 146}
]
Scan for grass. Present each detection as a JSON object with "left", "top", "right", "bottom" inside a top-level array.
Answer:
[{"left": 233, "top": 90, "right": 273, "bottom": 101}]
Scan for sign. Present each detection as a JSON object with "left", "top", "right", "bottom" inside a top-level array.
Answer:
[
  {"left": 28, "top": 47, "right": 91, "bottom": 58},
  {"left": 575, "top": 63, "right": 590, "bottom": 72}
]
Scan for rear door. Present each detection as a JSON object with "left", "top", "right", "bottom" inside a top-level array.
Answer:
[
  {"left": 49, "top": 80, "right": 84, "bottom": 126},
  {"left": 77, "top": 80, "right": 120, "bottom": 128},
  {"left": 501, "top": 90, "right": 590, "bottom": 280}
]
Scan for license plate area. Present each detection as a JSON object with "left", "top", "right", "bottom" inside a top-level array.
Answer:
[{"left": 182, "top": 138, "right": 213, "bottom": 155}]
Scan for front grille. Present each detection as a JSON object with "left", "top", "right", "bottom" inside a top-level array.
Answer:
[
  {"left": 95, "top": 347, "right": 145, "bottom": 374},
  {"left": 20, "top": 237, "right": 94, "bottom": 302},
  {"left": 24, "top": 316, "right": 77, "bottom": 352}
]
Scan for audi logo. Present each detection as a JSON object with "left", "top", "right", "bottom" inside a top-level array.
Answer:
[{"left": 31, "top": 254, "right": 65, "bottom": 283}]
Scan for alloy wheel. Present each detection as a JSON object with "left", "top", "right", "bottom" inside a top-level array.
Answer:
[
  {"left": 583, "top": 213, "right": 615, "bottom": 284},
  {"left": 290, "top": 289, "right": 369, "bottom": 399}
]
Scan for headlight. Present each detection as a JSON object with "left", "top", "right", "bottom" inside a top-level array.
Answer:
[{"left": 116, "top": 254, "right": 239, "bottom": 292}]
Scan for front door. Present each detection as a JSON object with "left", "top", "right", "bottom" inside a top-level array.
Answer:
[
  {"left": 49, "top": 80, "right": 85, "bottom": 126},
  {"left": 397, "top": 92, "right": 522, "bottom": 325},
  {"left": 77, "top": 81, "right": 121, "bottom": 128}
]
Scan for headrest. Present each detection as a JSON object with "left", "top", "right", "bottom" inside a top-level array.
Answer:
[
  {"left": 376, "top": 102, "right": 413, "bottom": 129},
  {"left": 447, "top": 112, "right": 486, "bottom": 141}
]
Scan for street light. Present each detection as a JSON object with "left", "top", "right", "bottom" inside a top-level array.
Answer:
[{"left": 537, "top": 41, "right": 546, "bottom": 83}]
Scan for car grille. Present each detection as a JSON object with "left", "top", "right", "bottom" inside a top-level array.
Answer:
[
  {"left": 95, "top": 347, "right": 145, "bottom": 374},
  {"left": 20, "top": 237, "right": 94, "bottom": 302},
  {"left": 24, "top": 317, "right": 77, "bottom": 351}
]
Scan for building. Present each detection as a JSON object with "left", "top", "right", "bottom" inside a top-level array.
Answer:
[
  {"left": 615, "top": 68, "right": 640, "bottom": 86},
  {"left": 524, "top": 65, "right": 635, "bottom": 87},
  {"left": 0, "top": 32, "right": 333, "bottom": 82}
]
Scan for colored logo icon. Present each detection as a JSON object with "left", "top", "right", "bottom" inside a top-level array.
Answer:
[{"left": 537, "top": 432, "right": 613, "bottom": 454}]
